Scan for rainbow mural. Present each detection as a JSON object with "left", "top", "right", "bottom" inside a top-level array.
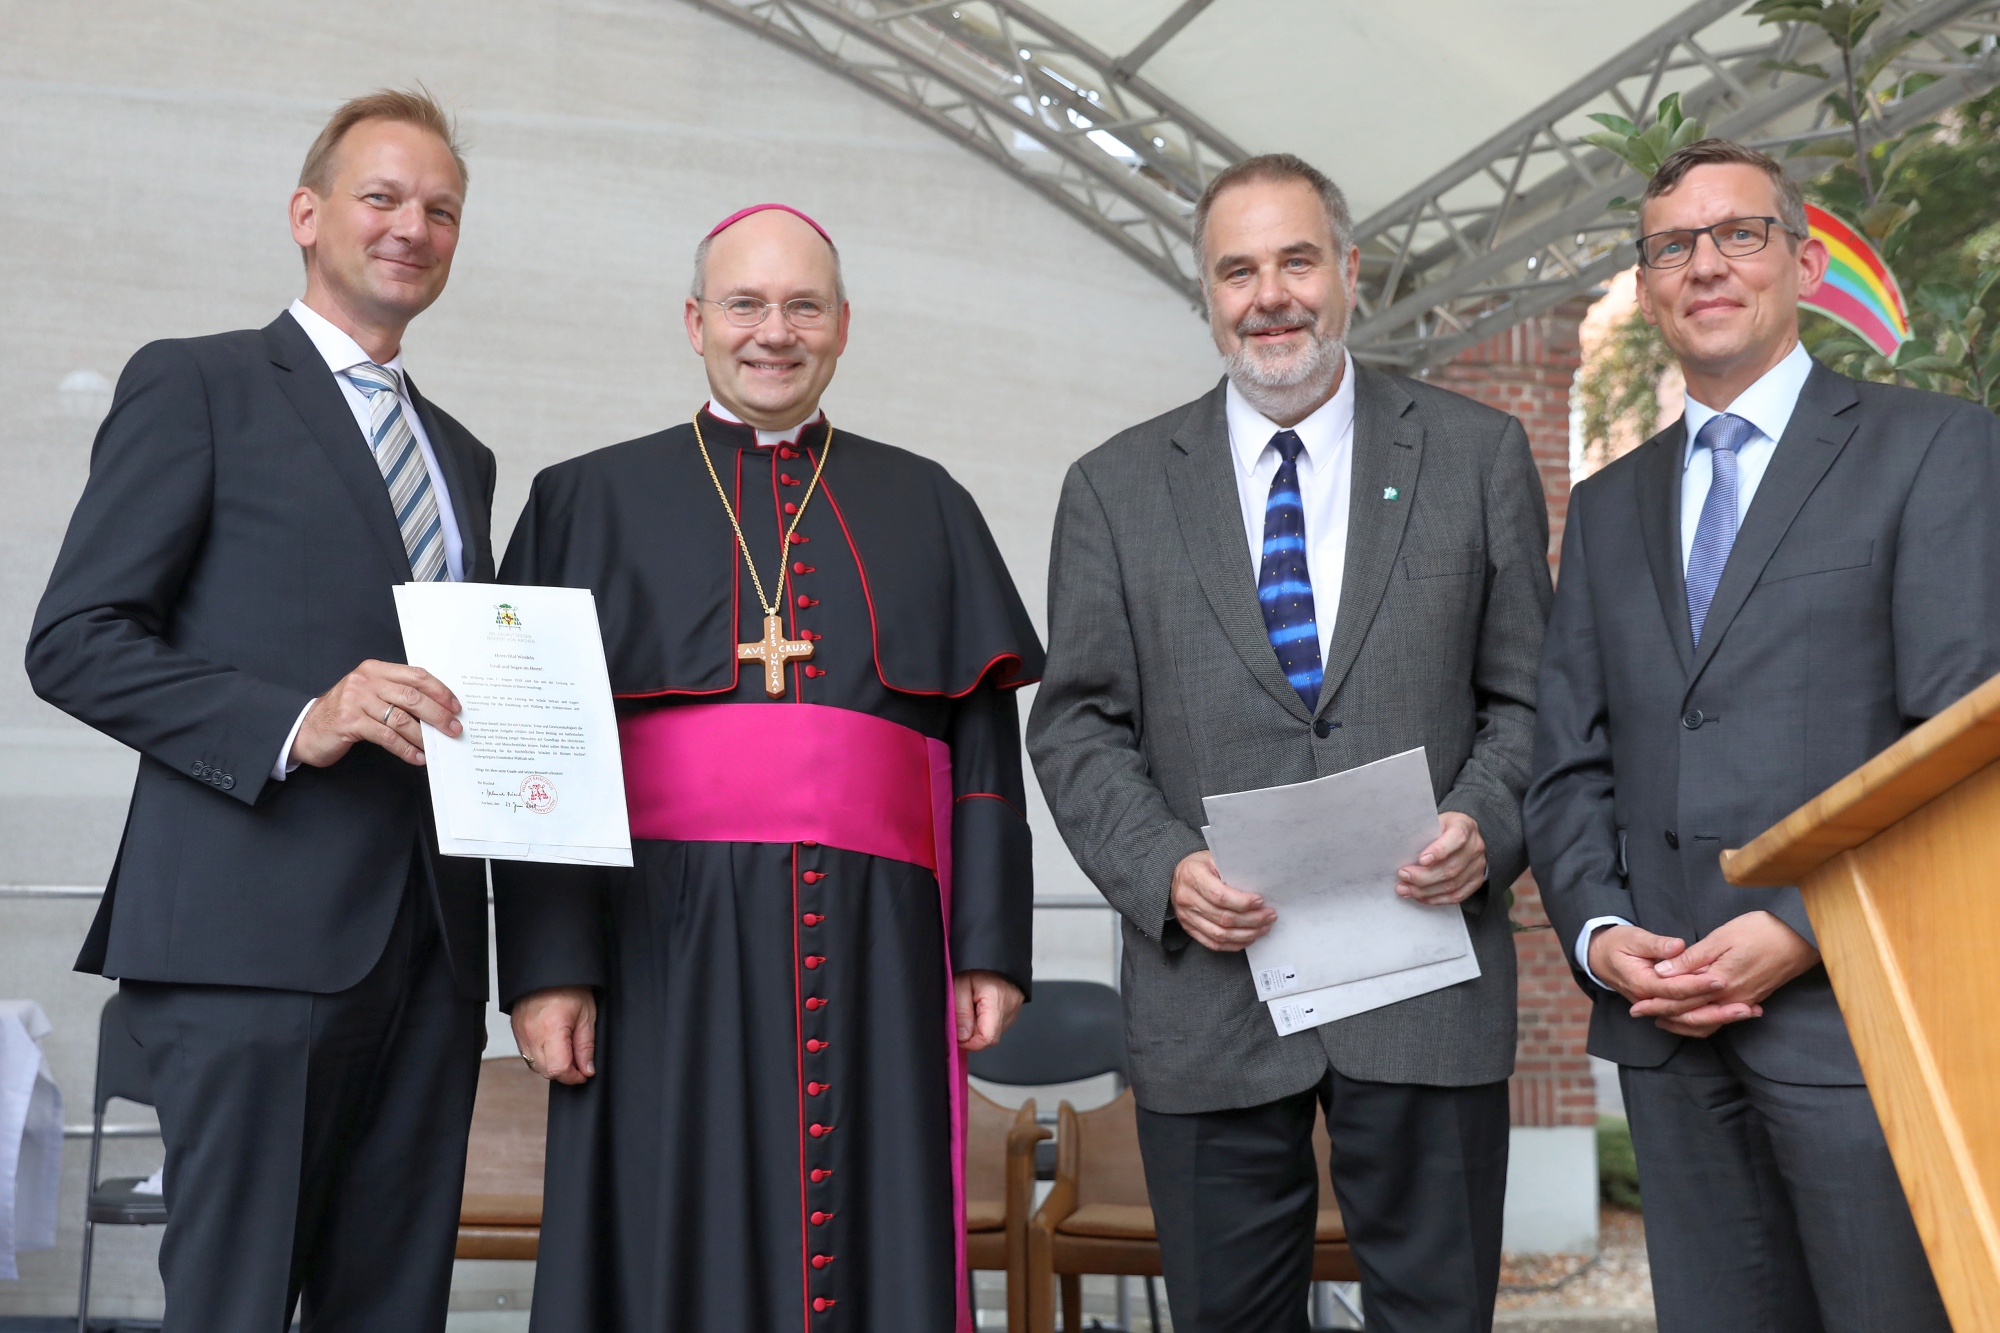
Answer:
[{"left": 1802, "top": 202, "right": 1912, "bottom": 357}]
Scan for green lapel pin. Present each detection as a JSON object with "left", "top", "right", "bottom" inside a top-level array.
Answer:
[{"left": 1383, "top": 486, "right": 1401, "bottom": 501}]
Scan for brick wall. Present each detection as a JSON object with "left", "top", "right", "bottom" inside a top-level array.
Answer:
[{"left": 1426, "top": 301, "right": 1599, "bottom": 1129}]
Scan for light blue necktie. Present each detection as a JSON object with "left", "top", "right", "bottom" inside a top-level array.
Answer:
[
  {"left": 343, "top": 363, "right": 448, "bottom": 582},
  {"left": 1257, "top": 430, "right": 1323, "bottom": 709},
  {"left": 1685, "top": 412, "right": 1754, "bottom": 645}
]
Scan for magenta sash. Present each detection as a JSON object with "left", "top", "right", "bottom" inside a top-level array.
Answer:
[{"left": 618, "top": 703, "right": 972, "bottom": 1333}]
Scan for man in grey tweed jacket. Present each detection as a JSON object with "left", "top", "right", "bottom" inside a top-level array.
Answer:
[{"left": 1028, "top": 155, "right": 1552, "bottom": 1333}]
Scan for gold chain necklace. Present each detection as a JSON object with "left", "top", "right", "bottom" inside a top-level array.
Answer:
[{"left": 692, "top": 413, "right": 835, "bottom": 695}]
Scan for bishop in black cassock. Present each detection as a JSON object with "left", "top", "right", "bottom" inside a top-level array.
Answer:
[{"left": 493, "top": 204, "right": 1042, "bottom": 1333}]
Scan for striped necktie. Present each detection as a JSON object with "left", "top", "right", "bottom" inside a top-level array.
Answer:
[
  {"left": 343, "top": 362, "right": 448, "bottom": 582},
  {"left": 1257, "top": 430, "right": 1323, "bottom": 709},
  {"left": 1685, "top": 412, "right": 1754, "bottom": 645}
]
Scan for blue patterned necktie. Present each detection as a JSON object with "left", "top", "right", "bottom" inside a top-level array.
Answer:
[
  {"left": 1257, "top": 430, "right": 1323, "bottom": 709},
  {"left": 1685, "top": 412, "right": 1754, "bottom": 645},
  {"left": 343, "top": 362, "right": 448, "bottom": 582}
]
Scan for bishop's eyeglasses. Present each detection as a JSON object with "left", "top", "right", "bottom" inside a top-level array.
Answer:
[
  {"left": 703, "top": 296, "right": 835, "bottom": 328},
  {"left": 1635, "top": 216, "right": 1801, "bottom": 270}
]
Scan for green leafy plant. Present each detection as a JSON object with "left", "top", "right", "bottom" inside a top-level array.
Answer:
[
  {"left": 1575, "top": 309, "right": 1677, "bottom": 473},
  {"left": 1809, "top": 272, "right": 2000, "bottom": 409},
  {"left": 1748, "top": 0, "right": 1925, "bottom": 205},
  {"left": 1575, "top": 10, "right": 2000, "bottom": 422},
  {"left": 1585, "top": 93, "right": 1709, "bottom": 211},
  {"left": 1599, "top": 1115, "right": 1642, "bottom": 1210}
]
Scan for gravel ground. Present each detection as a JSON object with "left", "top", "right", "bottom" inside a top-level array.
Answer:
[{"left": 1497, "top": 1206, "right": 1652, "bottom": 1314}]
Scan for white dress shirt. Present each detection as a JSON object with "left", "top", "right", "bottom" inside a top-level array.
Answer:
[
  {"left": 704, "top": 398, "right": 824, "bottom": 448},
  {"left": 1224, "top": 355, "right": 1357, "bottom": 667},
  {"left": 272, "top": 299, "right": 467, "bottom": 781},
  {"left": 1576, "top": 340, "right": 1815, "bottom": 986}
]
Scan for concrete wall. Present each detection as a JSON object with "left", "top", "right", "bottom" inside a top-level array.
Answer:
[
  {"left": 1, "top": 0, "right": 1214, "bottom": 1314},
  {"left": 0, "top": 0, "right": 1596, "bottom": 1316}
]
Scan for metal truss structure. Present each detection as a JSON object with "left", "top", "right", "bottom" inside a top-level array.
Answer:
[
  {"left": 679, "top": 0, "right": 1238, "bottom": 299},
  {"left": 683, "top": 0, "right": 2000, "bottom": 366},
  {"left": 1348, "top": 0, "right": 2000, "bottom": 366}
]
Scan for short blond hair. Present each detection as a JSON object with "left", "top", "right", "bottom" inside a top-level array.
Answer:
[
  {"left": 1642, "top": 138, "right": 1805, "bottom": 239},
  {"left": 298, "top": 87, "right": 467, "bottom": 195}
]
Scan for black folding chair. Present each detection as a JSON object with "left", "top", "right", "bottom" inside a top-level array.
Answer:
[
  {"left": 76, "top": 992, "right": 167, "bottom": 1333},
  {"left": 965, "top": 978, "right": 1127, "bottom": 1090},
  {"left": 967, "top": 980, "right": 1161, "bottom": 1331}
]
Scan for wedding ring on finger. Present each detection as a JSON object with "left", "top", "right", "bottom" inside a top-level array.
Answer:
[{"left": 383, "top": 704, "right": 398, "bottom": 726}]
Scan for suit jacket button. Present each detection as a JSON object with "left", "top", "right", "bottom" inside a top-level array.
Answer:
[
  {"left": 1665, "top": 829, "right": 1680, "bottom": 849},
  {"left": 221, "top": 775, "right": 235, "bottom": 790},
  {"left": 1312, "top": 719, "right": 1331, "bottom": 739},
  {"left": 1682, "top": 709, "right": 1704, "bottom": 729}
]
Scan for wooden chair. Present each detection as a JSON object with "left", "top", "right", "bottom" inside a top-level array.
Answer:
[
  {"left": 965, "top": 1086, "right": 1054, "bottom": 1331},
  {"left": 457, "top": 1056, "right": 548, "bottom": 1260},
  {"left": 1028, "top": 1090, "right": 1359, "bottom": 1332}
]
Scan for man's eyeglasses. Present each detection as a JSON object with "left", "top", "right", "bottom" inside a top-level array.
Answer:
[
  {"left": 703, "top": 297, "right": 835, "bottom": 329},
  {"left": 1635, "top": 216, "right": 1802, "bottom": 270}
]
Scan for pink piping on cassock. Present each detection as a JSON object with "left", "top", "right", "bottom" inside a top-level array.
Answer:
[{"left": 618, "top": 703, "right": 971, "bottom": 1330}]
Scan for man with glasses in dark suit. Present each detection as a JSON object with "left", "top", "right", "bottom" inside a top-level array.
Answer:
[{"left": 1527, "top": 138, "right": 1999, "bottom": 1333}]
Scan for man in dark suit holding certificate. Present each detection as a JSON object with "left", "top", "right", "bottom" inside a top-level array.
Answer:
[
  {"left": 1527, "top": 138, "right": 2000, "bottom": 1332},
  {"left": 26, "top": 89, "right": 496, "bottom": 1333}
]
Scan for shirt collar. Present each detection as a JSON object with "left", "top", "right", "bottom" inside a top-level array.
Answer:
[
  {"left": 288, "top": 298, "right": 406, "bottom": 385},
  {"left": 1683, "top": 340, "right": 1813, "bottom": 464},
  {"left": 1225, "top": 350, "right": 1356, "bottom": 473},
  {"left": 704, "top": 398, "right": 824, "bottom": 448}
]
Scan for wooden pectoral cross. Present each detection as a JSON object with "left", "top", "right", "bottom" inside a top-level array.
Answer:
[{"left": 738, "top": 614, "right": 814, "bottom": 696}]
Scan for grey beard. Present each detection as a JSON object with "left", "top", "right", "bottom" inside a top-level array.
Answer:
[{"left": 1222, "top": 324, "right": 1347, "bottom": 423}]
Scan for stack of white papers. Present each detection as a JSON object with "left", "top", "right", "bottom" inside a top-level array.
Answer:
[
  {"left": 1202, "top": 748, "right": 1479, "bottom": 1035},
  {"left": 395, "top": 583, "right": 633, "bottom": 867}
]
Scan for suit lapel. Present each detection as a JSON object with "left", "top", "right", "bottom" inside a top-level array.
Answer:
[
  {"left": 404, "top": 373, "right": 482, "bottom": 581},
  {"left": 1686, "top": 363, "right": 1859, "bottom": 691},
  {"left": 1317, "top": 364, "right": 1422, "bottom": 712},
  {"left": 1166, "top": 382, "right": 1316, "bottom": 722},
  {"left": 1634, "top": 424, "right": 1693, "bottom": 676},
  {"left": 263, "top": 312, "right": 414, "bottom": 581}
]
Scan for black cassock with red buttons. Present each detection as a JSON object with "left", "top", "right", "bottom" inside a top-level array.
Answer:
[{"left": 493, "top": 410, "right": 1043, "bottom": 1333}]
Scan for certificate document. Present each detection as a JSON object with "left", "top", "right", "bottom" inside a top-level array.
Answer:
[
  {"left": 1202, "top": 748, "right": 1477, "bottom": 1035},
  {"left": 393, "top": 583, "right": 633, "bottom": 866}
]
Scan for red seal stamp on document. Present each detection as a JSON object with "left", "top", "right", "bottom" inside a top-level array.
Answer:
[{"left": 520, "top": 775, "right": 558, "bottom": 814}]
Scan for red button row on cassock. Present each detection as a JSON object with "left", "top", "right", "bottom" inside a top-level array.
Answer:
[{"left": 803, "top": 849, "right": 834, "bottom": 1317}]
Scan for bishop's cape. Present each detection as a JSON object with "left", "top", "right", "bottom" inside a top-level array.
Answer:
[{"left": 492, "top": 409, "right": 1043, "bottom": 1333}]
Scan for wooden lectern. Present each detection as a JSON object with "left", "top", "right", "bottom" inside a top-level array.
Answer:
[{"left": 1723, "top": 671, "right": 2000, "bottom": 1331}]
